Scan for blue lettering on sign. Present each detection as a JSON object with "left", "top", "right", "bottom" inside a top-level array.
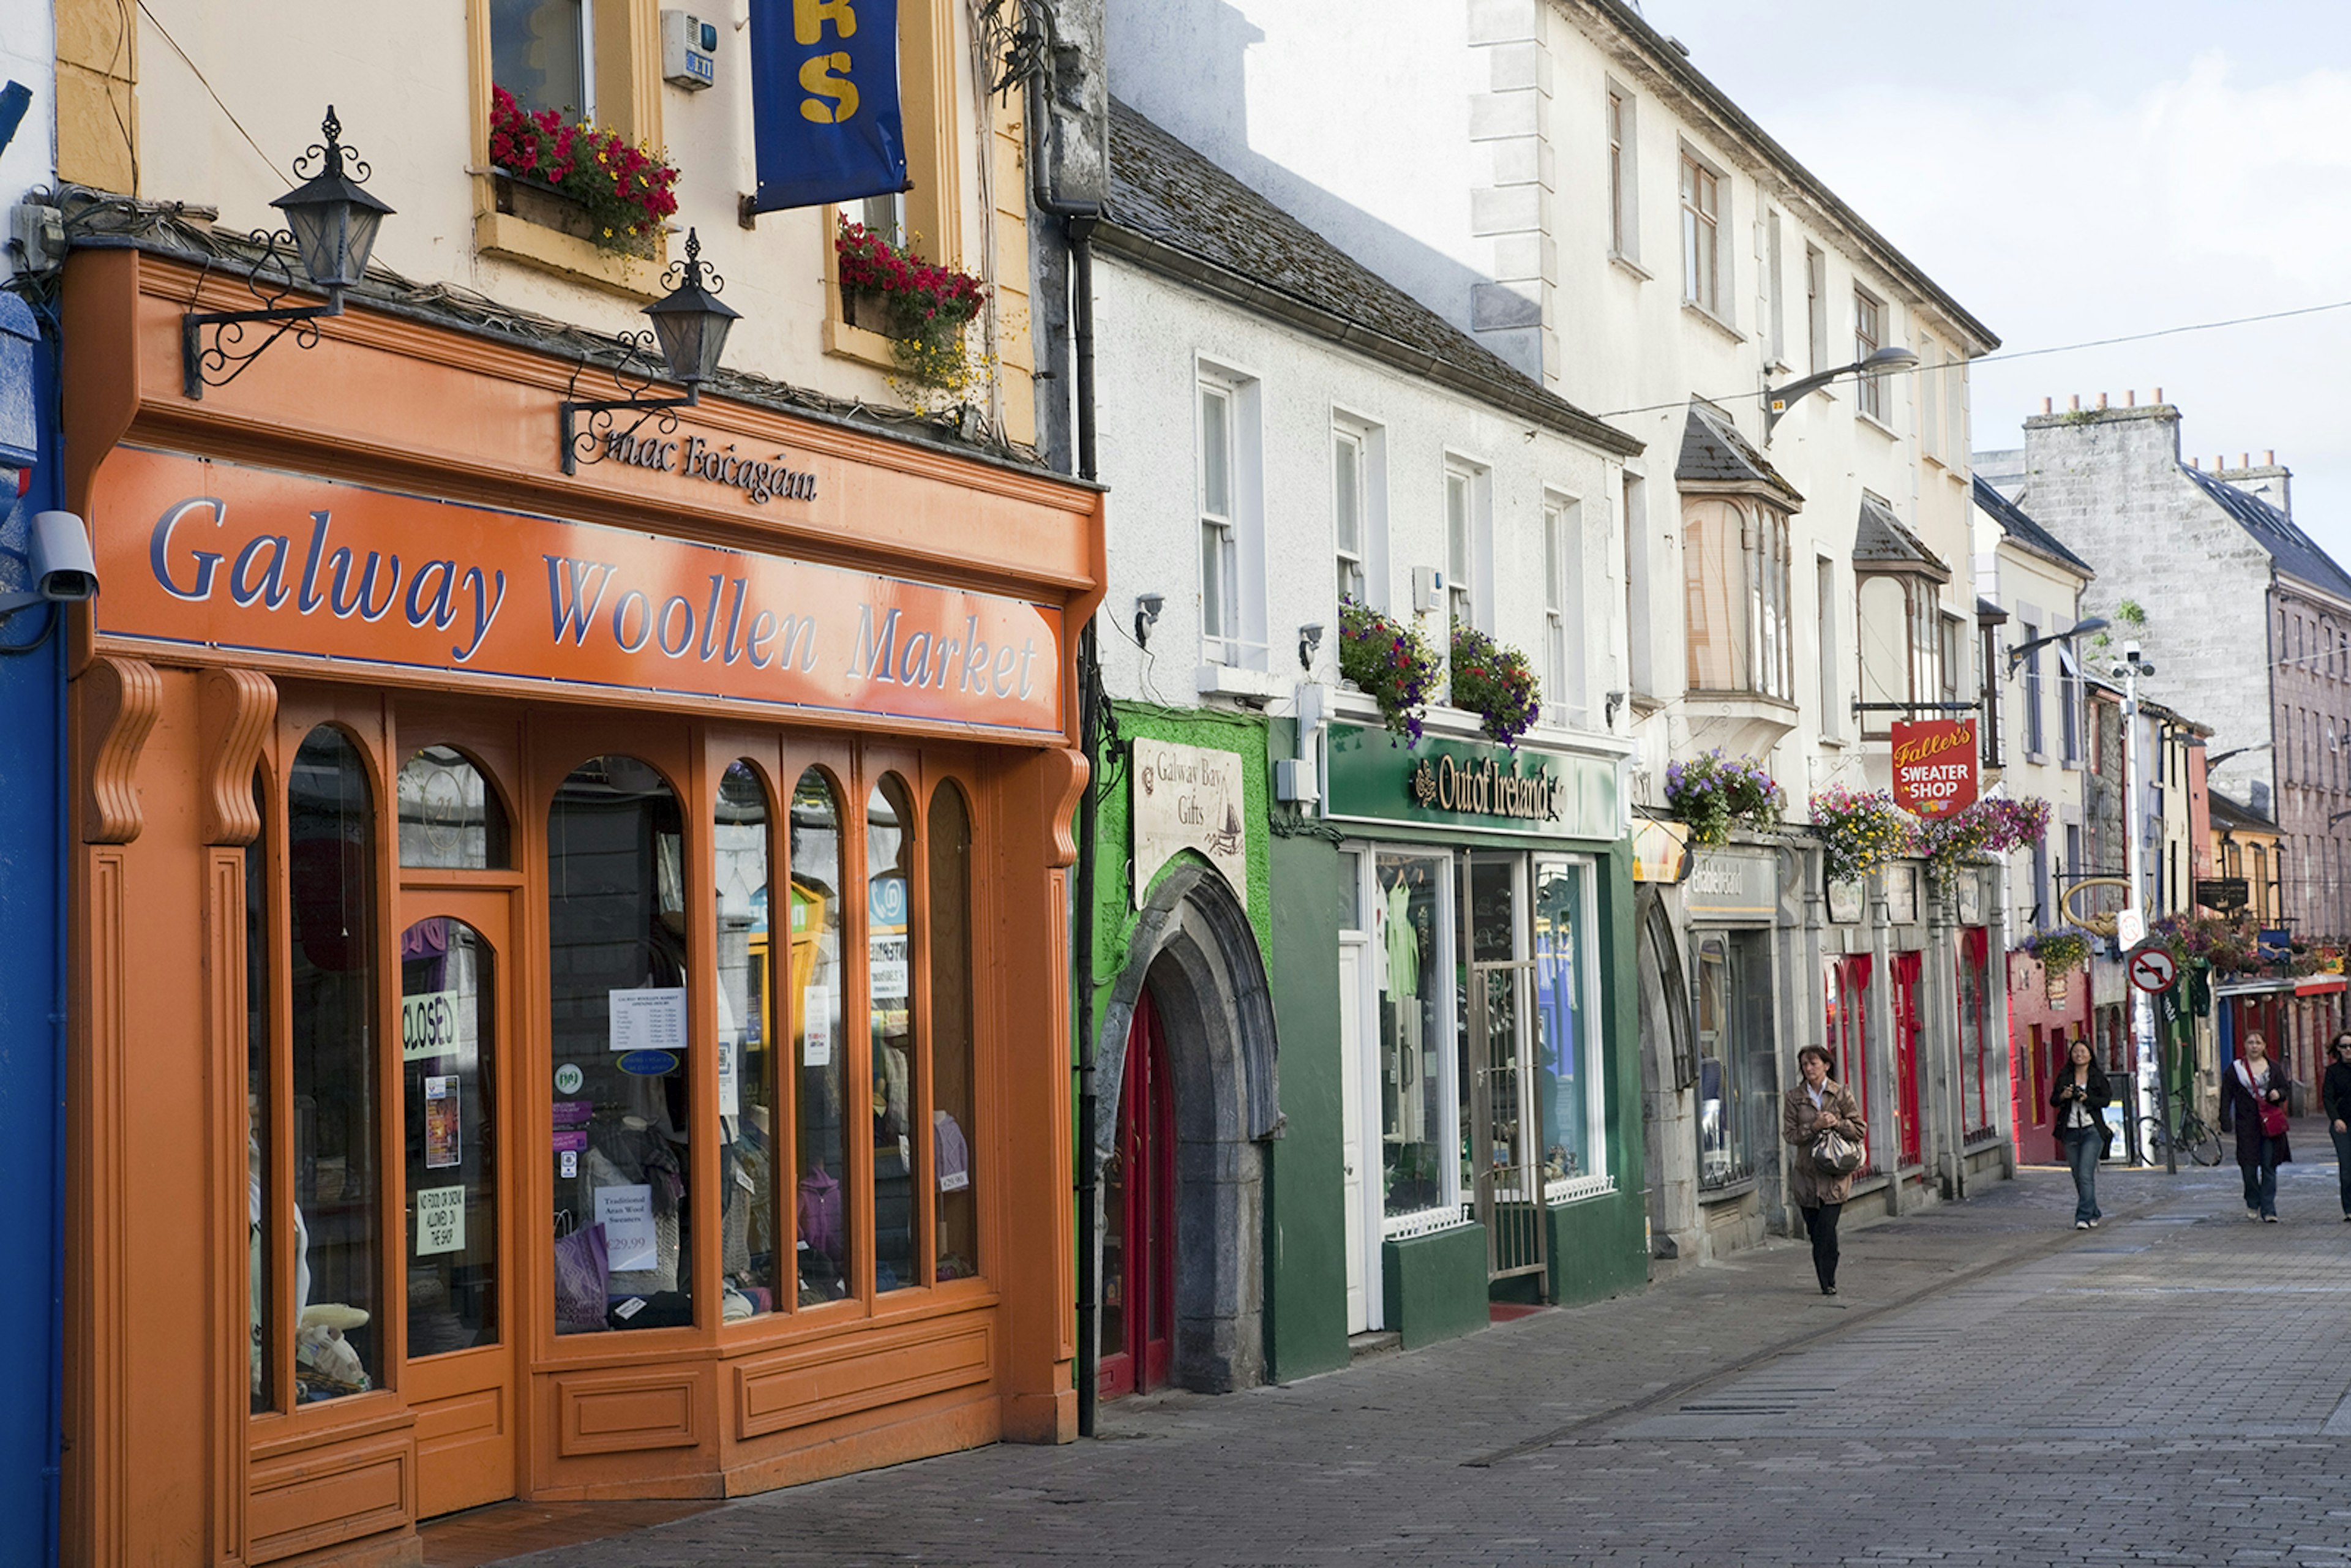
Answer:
[{"left": 617, "top": 1049, "right": 681, "bottom": 1077}]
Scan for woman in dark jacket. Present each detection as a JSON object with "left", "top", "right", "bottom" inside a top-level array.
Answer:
[
  {"left": 2221, "top": 1030, "right": 2292, "bottom": 1221},
  {"left": 2049, "top": 1036, "right": 2111, "bottom": 1229},
  {"left": 1782, "top": 1044, "right": 1867, "bottom": 1296},
  {"left": 2323, "top": 1032, "right": 2351, "bottom": 1221}
]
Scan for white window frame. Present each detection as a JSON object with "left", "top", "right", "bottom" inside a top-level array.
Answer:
[
  {"left": 1355, "top": 846, "right": 1468, "bottom": 1240},
  {"left": 1543, "top": 493, "right": 1587, "bottom": 729},
  {"left": 1817, "top": 555, "right": 1840, "bottom": 739},
  {"left": 1920, "top": 337, "right": 1942, "bottom": 462},
  {"left": 1765, "top": 208, "right": 1785, "bottom": 369},
  {"left": 1679, "top": 149, "right": 1723, "bottom": 317},
  {"left": 1444, "top": 456, "right": 1490, "bottom": 638},
  {"left": 1332, "top": 410, "right": 1387, "bottom": 614},
  {"left": 1805, "top": 244, "right": 1828, "bottom": 377},
  {"left": 1605, "top": 83, "right": 1639, "bottom": 264},
  {"left": 1854, "top": 286, "right": 1888, "bottom": 425},
  {"left": 1195, "top": 360, "right": 1266, "bottom": 669}
]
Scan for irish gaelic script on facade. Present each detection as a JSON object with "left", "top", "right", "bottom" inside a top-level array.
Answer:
[
  {"left": 602, "top": 427, "right": 819, "bottom": 506},
  {"left": 1407, "top": 753, "right": 1562, "bottom": 823}
]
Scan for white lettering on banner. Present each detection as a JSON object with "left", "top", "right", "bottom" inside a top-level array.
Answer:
[{"left": 1131, "top": 738, "right": 1250, "bottom": 902}]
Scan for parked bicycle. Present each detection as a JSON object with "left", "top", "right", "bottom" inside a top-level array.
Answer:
[{"left": 2137, "top": 1101, "right": 2223, "bottom": 1166}]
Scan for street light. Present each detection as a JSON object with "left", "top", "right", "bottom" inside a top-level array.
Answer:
[
  {"left": 1763, "top": 345, "right": 1920, "bottom": 441},
  {"left": 560, "top": 228, "right": 744, "bottom": 475},
  {"left": 182, "top": 107, "right": 396, "bottom": 399},
  {"left": 2006, "top": 617, "right": 2110, "bottom": 677}
]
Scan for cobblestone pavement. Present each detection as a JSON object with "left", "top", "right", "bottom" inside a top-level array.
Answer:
[{"left": 479, "top": 1133, "right": 2351, "bottom": 1567}]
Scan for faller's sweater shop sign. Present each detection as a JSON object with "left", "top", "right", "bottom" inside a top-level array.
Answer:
[{"left": 93, "top": 447, "right": 1065, "bottom": 737}]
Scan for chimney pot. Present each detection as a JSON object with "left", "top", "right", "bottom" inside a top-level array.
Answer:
[
  {"left": 2042, "top": 397, "right": 2053, "bottom": 415},
  {"left": 2098, "top": 393, "right": 2109, "bottom": 410},
  {"left": 2241, "top": 453, "right": 2250, "bottom": 470},
  {"left": 2153, "top": 386, "right": 2164, "bottom": 403},
  {"left": 2126, "top": 389, "right": 2137, "bottom": 407},
  {"left": 2267, "top": 449, "right": 2276, "bottom": 465},
  {"left": 2191, "top": 457, "right": 2202, "bottom": 469},
  {"left": 2069, "top": 394, "right": 2082, "bottom": 411}
]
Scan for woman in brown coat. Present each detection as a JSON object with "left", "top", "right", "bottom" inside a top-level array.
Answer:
[{"left": 1783, "top": 1043, "right": 1867, "bottom": 1296}]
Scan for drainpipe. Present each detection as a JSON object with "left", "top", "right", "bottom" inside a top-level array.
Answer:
[{"left": 1025, "top": 27, "right": 1106, "bottom": 1439}]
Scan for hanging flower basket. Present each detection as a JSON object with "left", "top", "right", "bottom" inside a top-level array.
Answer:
[
  {"left": 1664, "top": 751, "right": 1783, "bottom": 848},
  {"left": 1338, "top": 597, "right": 1441, "bottom": 743},
  {"left": 1447, "top": 625, "right": 1540, "bottom": 747},
  {"left": 488, "top": 86, "right": 678, "bottom": 256},
  {"left": 1809, "top": 785, "right": 1914, "bottom": 887},
  {"left": 835, "top": 219, "right": 988, "bottom": 389}
]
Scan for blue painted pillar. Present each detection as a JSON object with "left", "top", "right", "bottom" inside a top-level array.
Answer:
[{"left": 0, "top": 288, "right": 64, "bottom": 1568}]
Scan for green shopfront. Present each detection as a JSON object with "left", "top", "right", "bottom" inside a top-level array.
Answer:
[{"left": 1305, "top": 722, "right": 1644, "bottom": 1350}]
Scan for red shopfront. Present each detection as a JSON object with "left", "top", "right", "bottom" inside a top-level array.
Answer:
[{"left": 2008, "top": 948, "right": 2091, "bottom": 1166}]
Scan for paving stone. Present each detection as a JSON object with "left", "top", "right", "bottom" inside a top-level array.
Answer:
[{"left": 459, "top": 1144, "right": 2351, "bottom": 1568}]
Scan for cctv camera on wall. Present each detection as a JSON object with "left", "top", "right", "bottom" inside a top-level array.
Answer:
[{"left": 0, "top": 511, "right": 99, "bottom": 621}]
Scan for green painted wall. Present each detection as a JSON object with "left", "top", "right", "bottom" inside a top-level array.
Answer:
[
  {"left": 1262, "top": 760, "right": 1352, "bottom": 1381},
  {"left": 1383, "top": 1225, "right": 1491, "bottom": 1348}
]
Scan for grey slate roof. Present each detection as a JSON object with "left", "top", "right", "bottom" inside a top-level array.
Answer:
[
  {"left": 1100, "top": 100, "right": 1640, "bottom": 457},
  {"left": 2208, "top": 786, "right": 2274, "bottom": 832},
  {"left": 1675, "top": 405, "right": 1803, "bottom": 506},
  {"left": 1854, "top": 495, "right": 1951, "bottom": 581},
  {"left": 1973, "top": 475, "right": 2094, "bottom": 578},
  {"left": 2183, "top": 464, "right": 2351, "bottom": 601}
]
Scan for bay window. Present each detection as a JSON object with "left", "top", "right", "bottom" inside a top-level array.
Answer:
[{"left": 1682, "top": 496, "right": 1794, "bottom": 700}]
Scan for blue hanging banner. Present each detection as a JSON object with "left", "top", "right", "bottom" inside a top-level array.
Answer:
[{"left": 749, "top": 0, "right": 908, "bottom": 214}]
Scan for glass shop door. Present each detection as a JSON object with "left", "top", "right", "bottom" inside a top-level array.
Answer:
[
  {"left": 1463, "top": 852, "right": 1545, "bottom": 1291},
  {"left": 396, "top": 888, "right": 519, "bottom": 1517}
]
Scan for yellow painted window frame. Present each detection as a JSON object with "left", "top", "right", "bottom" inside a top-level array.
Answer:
[{"left": 466, "top": 0, "right": 671, "bottom": 298}]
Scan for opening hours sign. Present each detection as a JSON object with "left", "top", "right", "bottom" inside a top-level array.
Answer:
[{"left": 1889, "top": 718, "right": 1979, "bottom": 817}]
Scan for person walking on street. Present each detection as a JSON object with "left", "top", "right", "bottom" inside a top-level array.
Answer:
[
  {"left": 2052, "top": 1037, "right": 2112, "bottom": 1230},
  {"left": 2221, "top": 1030, "right": 2292, "bottom": 1221},
  {"left": 1783, "top": 1043, "right": 1867, "bottom": 1296},
  {"left": 2323, "top": 1032, "right": 2351, "bottom": 1221}
]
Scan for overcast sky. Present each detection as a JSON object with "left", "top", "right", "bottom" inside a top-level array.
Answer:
[{"left": 1640, "top": 0, "right": 2351, "bottom": 558}]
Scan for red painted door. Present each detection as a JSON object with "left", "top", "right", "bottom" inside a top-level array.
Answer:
[
  {"left": 1099, "top": 989, "right": 1175, "bottom": 1400},
  {"left": 1891, "top": 953, "right": 1924, "bottom": 1167},
  {"left": 1825, "top": 956, "right": 1874, "bottom": 1172}
]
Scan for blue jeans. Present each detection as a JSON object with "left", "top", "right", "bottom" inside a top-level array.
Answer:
[
  {"left": 2241, "top": 1140, "right": 2281, "bottom": 1217},
  {"left": 2063, "top": 1127, "right": 2102, "bottom": 1224}
]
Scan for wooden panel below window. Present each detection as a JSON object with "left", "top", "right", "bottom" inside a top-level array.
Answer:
[
  {"left": 733, "top": 1319, "right": 995, "bottom": 1439},
  {"left": 555, "top": 1370, "right": 703, "bottom": 1457},
  {"left": 246, "top": 1431, "right": 414, "bottom": 1564}
]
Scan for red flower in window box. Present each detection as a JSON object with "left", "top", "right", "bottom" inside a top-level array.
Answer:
[{"left": 490, "top": 85, "right": 679, "bottom": 255}]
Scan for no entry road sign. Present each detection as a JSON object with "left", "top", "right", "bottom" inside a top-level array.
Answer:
[{"left": 2128, "top": 945, "right": 2178, "bottom": 994}]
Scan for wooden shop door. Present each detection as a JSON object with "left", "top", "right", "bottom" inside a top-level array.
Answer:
[
  {"left": 396, "top": 889, "right": 519, "bottom": 1517},
  {"left": 1099, "top": 988, "right": 1176, "bottom": 1399}
]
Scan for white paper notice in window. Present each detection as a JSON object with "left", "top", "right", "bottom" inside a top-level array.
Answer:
[
  {"left": 609, "top": 988, "right": 688, "bottom": 1054},
  {"left": 594, "top": 1183, "right": 658, "bottom": 1273},
  {"left": 415, "top": 1185, "right": 467, "bottom": 1255}
]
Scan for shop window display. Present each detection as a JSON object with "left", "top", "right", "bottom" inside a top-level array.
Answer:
[
  {"left": 283, "top": 726, "right": 382, "bottom": 1400},
  {"left": 398, "top": 746, "right": 509, "bottom": 870},
  {"left": 715, "top": 762, "right": 779, "bottom": 1319},
  {"left": 1533, "top": 860, "right": 1594, "bottom": 1185},
  {"left": 546, "top": 756, "right": 693, "bottom": 1332},
  {"left": 247, "top": 772, "right": 274, "bottom": 1414},
  {"left": 790, "top": 770, "right": 851, "bottom": 1304},
  {"left": 867, "top": 775, "right": 920, "bottom": 1292},
  {"left": 400, "top": 918, "right": 500, "bottom": 1353},
  {"left": 928, "top": 781, "right": 979, "bottom": 1280},
  {"left": 1373, "top": 850, "right": 1450, "bottom": 1219}
]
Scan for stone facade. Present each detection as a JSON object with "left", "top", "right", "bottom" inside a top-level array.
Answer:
[{"left": 1990, "top": 400, "right": 2351, "bottom": 936}]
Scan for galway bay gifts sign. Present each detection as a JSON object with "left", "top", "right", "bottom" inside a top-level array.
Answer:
[
  {"left": 93, "top": 448, "right": 1064, "bottom": 737},
  {"left": 1889, "top": 718, "right": 1979, "bottom": 817}
]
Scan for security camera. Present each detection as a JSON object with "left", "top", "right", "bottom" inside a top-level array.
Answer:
[
  {"left": 1133, "top": 592, "right": 1165, "bottom": 648},
  {"left": 0, "top": 511, "right": 97, "bottom": 621},
  {"left": 2123, "top": 639, "right": 2142, "bottom": 662}
]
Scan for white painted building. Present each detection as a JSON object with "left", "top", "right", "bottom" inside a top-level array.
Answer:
[{"left": 1108, "top": 0, "right": 2012, "bottom": 1261}]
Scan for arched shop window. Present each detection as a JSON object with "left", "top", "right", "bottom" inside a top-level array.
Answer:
[
  {"left": 790, "top": 768, "right": 850, "bottom": 1305},
  {"left": 929, "top": 779, "right": 979, "bottom": 1280},
  {"left": 250, "top": 724, "right": 384, "bottom": 1406},
  {"left": 714, "top": 760, "right": 780, "bottom": 1318},
  {"left": 546, "top": 756, "right": 691, "bottom": 1334},
  {"left": 398, "top": 745, "right": 510, "bottom": 870},
  {"left": 867, "top": 775, "right": 920, "bottom": 1293}
]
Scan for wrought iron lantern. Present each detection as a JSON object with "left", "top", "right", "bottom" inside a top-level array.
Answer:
[
  {"left": 561, "top": 228, "right": 742, "bottom": 474},
  {"left": 181, "top": 107, "right": 394, "bottom": 399}
]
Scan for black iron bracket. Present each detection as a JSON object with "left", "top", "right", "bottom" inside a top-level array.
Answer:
[
  {"left": 557, "top": 333, "right": 698, "bottom": 476},
  {"left": 181, "top": 232, "right": 339, "bottom": 399}
]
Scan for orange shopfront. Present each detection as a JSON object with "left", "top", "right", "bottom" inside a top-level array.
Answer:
[{"left": 58, "top": 247, "right": 1098, "bottom": 1566}]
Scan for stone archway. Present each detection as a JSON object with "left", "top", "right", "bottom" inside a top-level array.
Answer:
[{"left": 1093, "top": 863, "right": 1280, "bottom": 1393}]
